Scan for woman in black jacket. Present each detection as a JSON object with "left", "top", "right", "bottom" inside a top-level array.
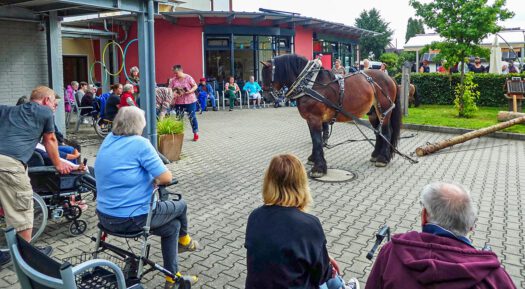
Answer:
[{"left": 245, "top": 154, "right": 359, "bottom": 289}]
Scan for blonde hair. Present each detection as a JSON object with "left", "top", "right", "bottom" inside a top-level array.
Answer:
[
  {"left": 30, "top": 86, "right": 56, "bottom": 101},
  {"left": 112, "top": 106, "right": 146, "bottom": 136},
  {"left": 262, "top": 154, "right": 312, "bottom": 211}
]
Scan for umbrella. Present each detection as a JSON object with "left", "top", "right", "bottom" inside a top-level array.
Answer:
[{"left": 489, "top": 35, "right": 502, "bottom": 74}]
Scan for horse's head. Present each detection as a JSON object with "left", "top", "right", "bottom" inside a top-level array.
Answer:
[{"left": 261, "top": 54, "right": 309, "bottom": 92}]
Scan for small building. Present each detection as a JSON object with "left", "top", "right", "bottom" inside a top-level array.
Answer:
[{"left": 62, "top": 10, "right": 378, "bottom": 86}]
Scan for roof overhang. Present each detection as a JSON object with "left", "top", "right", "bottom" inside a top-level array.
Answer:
[{"left": 162, "top": 11, "right": 380, "bottom": 39}]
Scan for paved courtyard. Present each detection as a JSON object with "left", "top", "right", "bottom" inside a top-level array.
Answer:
[{"left": 1, "top": 107, "right": 524, "bottom": 288}]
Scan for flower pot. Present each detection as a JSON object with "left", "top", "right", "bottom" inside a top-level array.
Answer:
[{"left": 158, "top": 133, "right": 184, "bottom": 161}]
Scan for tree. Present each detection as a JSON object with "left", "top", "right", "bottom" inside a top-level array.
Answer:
[
  {"left": 379, "top": 52, "right": 399, "bottom": 74},
  {"left": 405, "top": 17, "right": 425, "bottom": 43},
  {"left": 410, "top": 0, "right": 513, "bottom": 117},
  {"left": 355, "top": 8, "right": 393, "bottom": 60}
]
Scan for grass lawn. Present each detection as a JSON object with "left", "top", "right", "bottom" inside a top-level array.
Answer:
[{"left": 403, "top": 105, "right": 525, "bottom": 134}]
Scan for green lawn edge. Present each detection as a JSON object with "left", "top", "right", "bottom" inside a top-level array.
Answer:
[{"left": 403, "top": 105, "right": 525, "bottom": 134}]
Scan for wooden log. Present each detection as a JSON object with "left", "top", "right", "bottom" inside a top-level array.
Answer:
[
  {"left": 497, "top": 111, "right": 525, "bottom": 122},
  {"left": 415, "top": 115, "right": 525, "bottom": 156}
]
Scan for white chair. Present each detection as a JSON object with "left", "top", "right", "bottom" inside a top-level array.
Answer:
[
  {"left": 67, "top": 92, "right": 94, "bottom": 132},
  {"left": 221, "top": 90, "right": 243, "bottom": 110}
]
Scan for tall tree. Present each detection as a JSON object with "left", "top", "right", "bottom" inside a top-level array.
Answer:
[
  {"left": 355, "top": 8, "right": 393, "bottom": 60},
  {"left": 410, "top": 0, "right": 513, "bottom": 117},
  {"left": 405, "top": 17, "right": 425, "bottom": 43}
]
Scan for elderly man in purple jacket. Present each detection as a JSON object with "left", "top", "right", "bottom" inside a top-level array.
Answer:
[{"left": 366, "top": 182, "right": 516, "bottom": 289}]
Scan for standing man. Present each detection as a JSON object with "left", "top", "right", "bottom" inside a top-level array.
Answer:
[
  {"left": 168, "top": 64, "right": 199, "bottom": 141},
  {"left": 0, "top": 86, "right": 75, "bottom": 264},
  {"left": 243, "top": 76, "right": 263, "bottom": 109}
]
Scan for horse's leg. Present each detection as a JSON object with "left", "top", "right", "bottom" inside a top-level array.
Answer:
[
  {"left": 375, "top": 123, "right": 392, "bottom": 167},
  {"left": 368, "top": 109, "right": 382, "bottom": 162},
  {"left": 307, "top": 119, "right": 327, "bottom": 178},
  {"left": 308, "top": 121, "right": 329, "bottom": 165}
]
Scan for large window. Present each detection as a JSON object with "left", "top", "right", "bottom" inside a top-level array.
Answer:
[{"left": 204, "top": 34, "right": 293, "bottom": 83}]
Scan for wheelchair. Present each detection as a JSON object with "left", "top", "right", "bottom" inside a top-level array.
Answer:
[
  {"left": 71, "top": 179, "right": 193, "bottom": 289},
  {"left": 27, "top": 153, "right": 97, "bottom": 237}
]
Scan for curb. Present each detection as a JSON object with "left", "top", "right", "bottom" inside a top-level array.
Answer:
[{"left": 402, "top": 123, "right": 525, "bottom": 141}]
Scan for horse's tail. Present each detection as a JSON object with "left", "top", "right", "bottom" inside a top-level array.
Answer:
[
  {"left": 389, "top": 86, "right": 402, "bottom": 158},
  {"left": 413, "top": 85, "right": 421, "bottom": 107}
]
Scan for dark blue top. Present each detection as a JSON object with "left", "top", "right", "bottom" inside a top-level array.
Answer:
[
  {"left": 0, "top": 102, "right": 54, "bottom": 163},
  {"left": 245, "top": 205, "right": 332, "bottom": 289}
]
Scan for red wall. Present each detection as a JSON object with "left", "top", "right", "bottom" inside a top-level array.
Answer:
[
  {"left": 295, "top": 26, "right": 313, "bottom": 60},
  {"left": 122, "top": 19, "right": 204, "bottom": 85}
]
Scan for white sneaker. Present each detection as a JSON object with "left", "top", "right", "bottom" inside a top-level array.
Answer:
[
  {"left": 346, "top": 278, "right": 360, "bottom": 289},
  {"left": 82, "top": 118, "right": 90, "bottom": 124}
]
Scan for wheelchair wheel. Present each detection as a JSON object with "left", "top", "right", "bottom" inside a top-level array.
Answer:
[
  {"left": 93, "top": 117, "right": 111, "bottom": 139},
  {"left": 69, "top": 219, "right": 87, "bottom": 236},
  {"left": 0, "top": 193, "right": 47, "bottom": 250},
  {"left": 31, "top": 193, "right": 48, "bottom": 244},
  {"left": 65, "top": 205, "right": 82, "bottom": 221}
]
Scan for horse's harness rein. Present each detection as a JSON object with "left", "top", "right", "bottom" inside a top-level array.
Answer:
[{"left": 277, "top": 59, "right": 417, "bottom": 164}]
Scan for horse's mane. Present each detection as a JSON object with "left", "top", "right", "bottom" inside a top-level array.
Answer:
[
  {"left": 274, "top": 54, "right": 335, "bottom": 86},
  {"left": 273, "top": 54, "right": 308, "bottom": 86}
]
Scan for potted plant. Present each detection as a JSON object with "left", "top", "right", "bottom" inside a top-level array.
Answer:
[{"left": 157, "top": 116, "right": 184, "bottom": 161}]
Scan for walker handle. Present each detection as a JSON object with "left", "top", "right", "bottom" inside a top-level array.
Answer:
[{"left": 366, "top": 225, "right": 390, "bottom": 260}]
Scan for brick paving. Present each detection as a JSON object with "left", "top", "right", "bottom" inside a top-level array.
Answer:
[{"left": 1, "top": 107, "right": 524, "bottom": 288}]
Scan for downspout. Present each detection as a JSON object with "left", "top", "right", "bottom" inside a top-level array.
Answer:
[{"left": 147, "top": 0, "right": 158, "bottom": 148}]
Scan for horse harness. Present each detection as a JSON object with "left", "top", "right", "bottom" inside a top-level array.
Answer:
[{"left": 281, "top": 59, "right": 417, "bottom": 164}]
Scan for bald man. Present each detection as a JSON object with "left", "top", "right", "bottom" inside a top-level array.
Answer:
[{"left": 366, "top": 182, "right": 516, "bottom": 289}]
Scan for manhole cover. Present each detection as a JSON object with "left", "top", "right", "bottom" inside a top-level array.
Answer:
[{"left": 310, "top": 169, "right": 357, "bottom": 183}]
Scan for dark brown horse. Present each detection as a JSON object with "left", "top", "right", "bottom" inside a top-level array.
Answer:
[{"left": 261, "top": 54, "right": 401, "bottom": 178}]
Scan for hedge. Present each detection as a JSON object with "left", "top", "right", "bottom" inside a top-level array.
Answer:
[{"left": 394, "top": 73, "right": 525, "bottom": 107}]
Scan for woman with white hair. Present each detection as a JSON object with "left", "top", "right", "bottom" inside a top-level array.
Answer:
[
  {"left": 120, "top": 83, "right": 137, "bottom": 107},
  {"left": 95, "top": 106, "right": 199, "bottom": 287}
]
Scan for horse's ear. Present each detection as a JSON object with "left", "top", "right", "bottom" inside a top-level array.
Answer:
[{"left": 260, "top": 61, "right": 270, "bottom": 68}]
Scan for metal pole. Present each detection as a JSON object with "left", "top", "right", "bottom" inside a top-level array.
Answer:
[
  {"left": 46, "top": 11, "right": 66, "bottom": 135},
  {"left": 138, "top": 7, "right": 150, "bottom": 139},
  {"left": 100, "top": 38, "right": 110, "bottom": 92},
  {"left": 147, "top": 0, "right": 158, "bottom": 148}
]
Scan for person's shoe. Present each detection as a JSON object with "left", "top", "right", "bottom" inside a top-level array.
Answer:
[
  {"left": 251, "top": 106, "right": 256, "bottom": 109},
  {"left": 199, "top": 111, "right": 203, "bottom": 115},
  {"left": 164, "top": 274, "right": 198, "bottom": 289},
  {"left": 193, "top": 133, "right": 199, "bottom": 142},
  {"left": 0, "top": 251, "right": 11, "bottom": 267},
  {"left": 178, "top": 238, "right": 199, "bottom": 253},
  {"left": 346, "top": 277, "right": 360, "bottom": 289},
  {"left": 213, "top": 107, "right": 218, "bottom": 111},
  {"left": 36, "top": 246, "right": 53, "bottom": 256},
  {"left": 229, "top": 108, "right": 233, "bottom": 111}
]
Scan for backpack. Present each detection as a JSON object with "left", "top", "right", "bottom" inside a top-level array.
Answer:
[{"left": 94, "top": 93, "right": 110, "bottom": 119}]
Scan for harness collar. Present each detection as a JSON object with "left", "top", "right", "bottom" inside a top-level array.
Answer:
[{"left": 285, "top": 59, "right": 323, "bottom": 99}]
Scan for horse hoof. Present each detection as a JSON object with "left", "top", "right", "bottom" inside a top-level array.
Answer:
[
  {"left": 309, "top": 171, "right": 325, "bottom": 178},
  {"left": 370, "top": 157, "right": 377, "bottom": 162},
  {"left": 375, "top": 161, "right": 388, "bottom": 167}
]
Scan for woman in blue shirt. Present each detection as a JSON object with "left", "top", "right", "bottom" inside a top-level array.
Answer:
[
  {"left": 94, "top": 106, "right": 198, "bottom": 288},
  {"left": 243, "top": 76, "right": 263, "bottom": 109}
]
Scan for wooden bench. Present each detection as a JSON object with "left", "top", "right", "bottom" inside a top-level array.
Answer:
[{"left": 505, "top": 77, "right": 525, "bottom": 112}]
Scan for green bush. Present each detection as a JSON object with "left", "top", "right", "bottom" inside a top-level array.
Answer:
[
  {"left": 454, "top": 73, "right": 479, "bottom": 117},
  {"left": 394, "top": 72, "right": 525, "bottom": 106},
  {"left": 157, "top": 116, "right": 184, "bottom": 135}
]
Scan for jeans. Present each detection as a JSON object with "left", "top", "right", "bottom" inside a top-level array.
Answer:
[
  {"left": 97, "top": 199, "right": 188, "bottom": 274},
  {"left": 320, "top": 275, "right": 345, "bottom": 289},
  {"left": 197, "top": 95, "right": 207, "bottom": 111},
  {"left": 173, "top": 102, "right": 198, "bottom": 133}
]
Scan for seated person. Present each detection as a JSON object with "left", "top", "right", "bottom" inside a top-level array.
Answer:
[
  {"left": 80, "top": 84, "right": 97, "bottom": 115},
  {"left": 120, "top": 83, "right": 137, "bottom": 107},
  {"left": 224, "top": 76, "right": 240, "bottom": 111},
  {"left": 366, "top": 182, "right": 516, "bottom": 289},
  {"left": 245, "top": 154, "right": 359, "bottom": 289},
  {"left": 242, "top": 76, "right": 263, "bottom": 109},
  {"left": 105, "top": 83, "right": 123, "bottom": 121},
  {"left": 197, "top": 78, "right": 218, "bottom": 112},
  {"left": 94, "top": 106, "right": 199, "bottom": 288}
]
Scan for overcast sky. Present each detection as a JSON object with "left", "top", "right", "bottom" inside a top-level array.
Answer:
[{"left": 233, "top": 0, "right": 525, "bottom": 48}]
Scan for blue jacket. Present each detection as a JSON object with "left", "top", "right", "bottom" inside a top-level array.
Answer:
[
  {"left": 197, "top": 84, "right": 215, "bottom": 98},
  {"left": 243, "top": 81, "right": 262, "bottom": 96}
]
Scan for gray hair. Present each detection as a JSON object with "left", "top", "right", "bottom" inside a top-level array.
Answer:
[
  {"left": 130, "top": 66, "right": 139, "bottom": 74},
  {"left": 112, "top": 106, "right": 146, "bottom": 136},
  {"left": 71, "top": 81, "right": 79, "bottom": 87},
  {"left": 420, "top": 182, "right": 477, "bottom": 236},
  {"left": 123, "top": 83, "right": 134, "bottom": 93}
]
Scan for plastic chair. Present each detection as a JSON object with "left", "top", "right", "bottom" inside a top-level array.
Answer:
[
  {"left": 221, "top": 90, "right": 243, "bottom": 110},
  {"left": 68, "top": 92, "right": 94, "bottom": 132},
  {"left": 4, "top": 227, "right": 130, "bottom": 289}
]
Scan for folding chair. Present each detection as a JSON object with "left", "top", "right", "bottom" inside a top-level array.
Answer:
[
  {"left": 70, "top": 92, "right": 94, "bottom": 133},
  {"left": 4, "top": 227, "right": 133, "bottom": 289}
]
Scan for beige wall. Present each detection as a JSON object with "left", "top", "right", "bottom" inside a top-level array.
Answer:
[{"left": 62, "top": 38, "right": 95, "bottom": 65}]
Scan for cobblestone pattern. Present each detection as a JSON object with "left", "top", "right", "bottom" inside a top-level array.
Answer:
[{"left": 1, "top": 108, "right": 524, "bottom": 288}]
